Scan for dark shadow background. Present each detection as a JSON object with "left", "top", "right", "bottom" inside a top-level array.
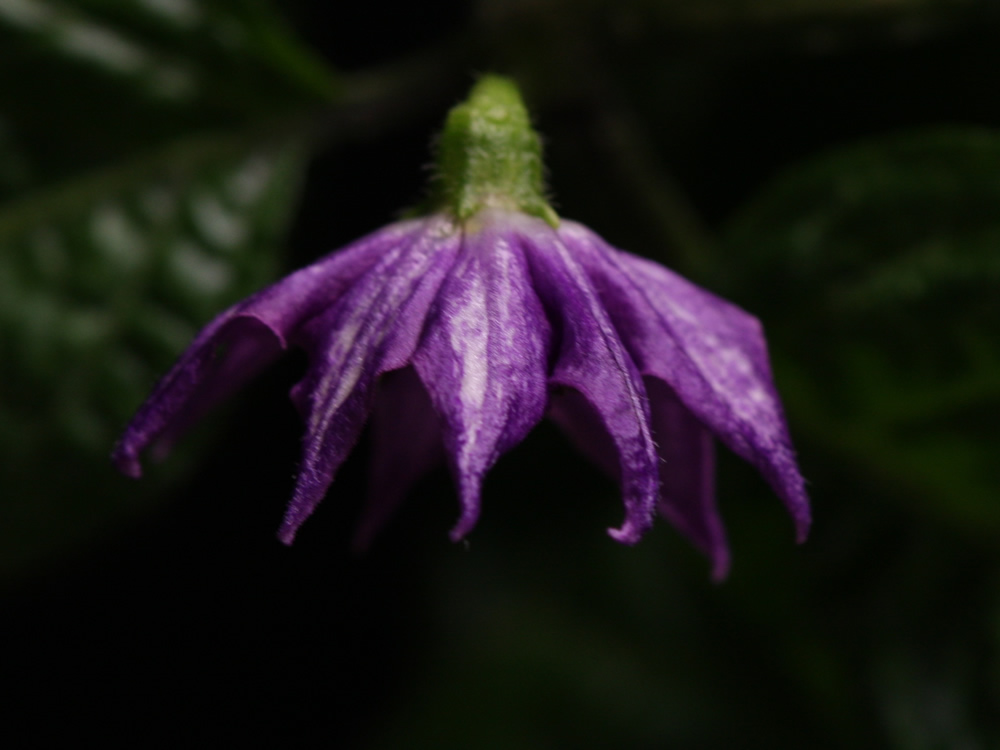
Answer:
[{"left": 3, "top": 1, "right": 1000, "bottom": 747}]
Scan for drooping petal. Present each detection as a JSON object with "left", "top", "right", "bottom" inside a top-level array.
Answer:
[
  {"left": 112, "top": 221, "right": 408, "bottom": 477},
  {"left": 645, "top": 378, "right": 728, "bottom": 581},
  {"left": 277, "top": 218, "right": 461, "bottom": 544},
  {"left": 559, "top": 221, "right": 810, "bottom": 541},
  {"left": 412, "top": 212, "right": 550, "bottom": 541},
  {"left": 352, "top": 366, "right": 443, "bottom": 552},
  {"left": 522, "top": 217, "right": 660, "bottom": 545},
  {"left": 548, "top": 374, "right": 729, "bottom": 578}
]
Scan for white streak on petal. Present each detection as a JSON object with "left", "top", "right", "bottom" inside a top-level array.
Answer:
[
  {"left": 308, "top": 228, "right": 446, "bottom": 441},
  {"left": 313, "top": 318, "right": 366, "bottom": 422},
  {"left": 449, "top": 273, "right": 488, "bottom": 412}
]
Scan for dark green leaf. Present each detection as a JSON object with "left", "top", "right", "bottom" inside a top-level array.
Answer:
[
  {"left": 632, "top": 0, "right": 975, "bottom": 24},
  {"left": 722, "top": 127, "right": 1000, "bottom": 535},
  {"left": 0, "top": 132, "right": 306, "bottom": 580},
  {"left": 0, "top": 0, "right": 338, "bottom": 191},
  {"left": 0, "top": 0, "right": 335, "bottom": 581}
]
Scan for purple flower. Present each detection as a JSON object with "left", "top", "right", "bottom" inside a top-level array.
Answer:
[{"left": 113, "top": 77, "right": 809, "bottom": 578}]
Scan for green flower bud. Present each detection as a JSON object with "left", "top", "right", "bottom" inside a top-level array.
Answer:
[{"left": 430, "top": 76, "right": 558, "bottom": 227}]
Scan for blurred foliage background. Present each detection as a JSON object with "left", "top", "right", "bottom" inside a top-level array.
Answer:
[{"left": 2, "top": 0, "right": 999, "bottom": 746}]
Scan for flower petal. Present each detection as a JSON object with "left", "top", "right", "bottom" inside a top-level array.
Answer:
[
  {"left": 548, "top": 374, "right": 729, "bottom": 577},
  {"left": 645, "top": 378, "right": 729, "bottom": 581},
  {"left": 277, "top": 218, "right": 461, "bottom": 544},
  {"left": 352, "top": 366, "right": 443, "bottom": 551},
  {"left": 523, "top": 219, "right": 659, "bottom": 545},
  {"left": 560, "top": 222, "right": 810, "bottom": 542},
  {"left": 412, "top": 213, "right": 550, "bottom": 541},
  {"left": 112, "top": 221, "right": 405, "bottom": 477}
]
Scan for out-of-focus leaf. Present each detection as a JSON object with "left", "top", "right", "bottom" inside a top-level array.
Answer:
[
  {"left": 0, "top": 0, "right": 336, "bottom": 579},
  {"left": 721, "top": 127, "right": 1000, "bottom": 535},
  {"left": 0, "top": 0, "right": 338, "bottom": 104},
  {"left": 0, "top": 0, "right": 339, "bottom": 189},
  {"left": 875, "top": 634, "right": 987, "bottom": 747},
  {"left": 635, "top": 0, "right": 974, "bottom": 23},
  {"left": 0, "top": 116, "right": 31, "bottom": 192},
  {"left": 0, "top": 131, "right": 307, "bottom": 580}
]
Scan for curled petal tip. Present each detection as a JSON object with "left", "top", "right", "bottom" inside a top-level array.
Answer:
[
  {"left": 111, "top": 446, "right": 143, "bottom": 479},
  {"left": 785, "top": 487, "right": 812, "bottom": 544},
  {"left": 709, "top": 554, "right": 732, "bottom": 584},
  {"left": 448, "top": 513, "right": 479, "bottom": 544},
  {"left": 276, "top": 523, "right": 299, "bottom": 547},
  {"left": 794, "top": 515, "right": 812, "bottom": 545},
  {"left": 607, "top": 520, "right": 645, "bottom": 546},
  {"left": 447, "top": 475, "right": 485, "bottom": 543}
]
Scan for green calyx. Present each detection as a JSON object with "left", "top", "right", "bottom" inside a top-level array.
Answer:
[{"left": 429, "top": 76, "right": 558, "bottom": 227}]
